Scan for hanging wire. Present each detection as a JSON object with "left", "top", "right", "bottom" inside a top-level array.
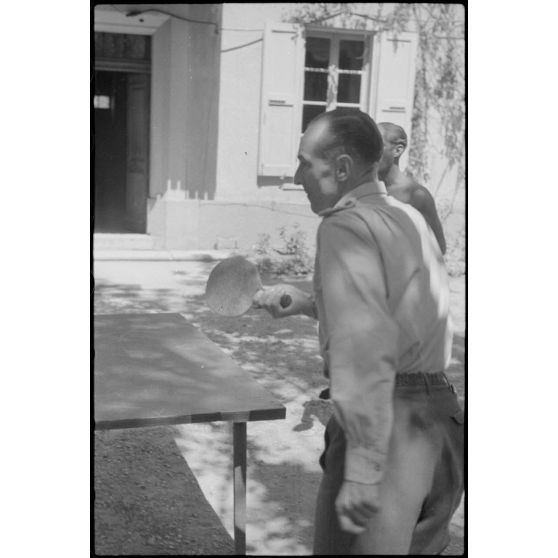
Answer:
[
  {"left": 221, "top": 27, "right": 264, "bottom": 32},
  {"left": 221, "top": 37, "right": 263, "bottom": 53}
]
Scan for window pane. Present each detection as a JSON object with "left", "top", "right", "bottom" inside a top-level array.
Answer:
[
  {"left": 339, "top": 40, "right": 364, "bottom": 71},
  {"left": 94, "top": 32, "right": 151, "bottom": 60},
  {"left": 304, "top": 71, "right": 328, "bottom": 101},
  {"left": 338, "top": 74, "right": 361, "bottom": 103},
  {"left": 305, "top": 37, "right": 330, "bottom": 68},
  {"left": 94, "top": 95, "right": 111, "bottom": 110},
  {"left": 302, "top": 105, "right": 326, "bottom": 132}
]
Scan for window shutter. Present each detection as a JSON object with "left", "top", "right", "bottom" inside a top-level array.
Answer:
[
  {"left": 258, "top": 23, "right": 305, "bottom": 177},
  {"left": 370, "top": 32, "right": 418, "bottom": 169}
]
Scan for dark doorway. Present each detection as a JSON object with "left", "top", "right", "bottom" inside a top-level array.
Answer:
[
  {"left": 94, "top": 71, "right": 129, "bottom": 232},
  {"left": 94, "top": 32, "right": 151, "bottom": 234}
]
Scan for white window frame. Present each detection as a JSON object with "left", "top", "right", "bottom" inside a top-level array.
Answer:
[
  {"left": 281, "top": 28, "right": 374, "bottom": 190},
  {"left": 302, "top": 30, "right": 372, "bottom": 114}
]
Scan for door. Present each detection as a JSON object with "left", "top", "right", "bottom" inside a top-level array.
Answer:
[
  {"left": 94, "top": 71, "right": 128, "bottom": 232},
  {"left": 125, "top": 73, "right": 150, "bottom": 233},
  {"left": 94, "top": 31, "right": 151, "bottom": 234}
]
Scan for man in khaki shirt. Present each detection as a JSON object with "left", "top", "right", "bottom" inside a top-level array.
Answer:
[{"left": 255, "top": 108, "right": 464, "bottom": 554}]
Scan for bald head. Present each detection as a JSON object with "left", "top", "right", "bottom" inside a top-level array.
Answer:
[
  {"left": 378, "top": 122, "right": 408, "bottom": 179},
  {"left": 378, "top": 122, "right": 408, "bottom": 150}
]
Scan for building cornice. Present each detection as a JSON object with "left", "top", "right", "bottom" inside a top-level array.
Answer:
[{"left": 94, "top": 6, "right": 169, "bottom": 35}]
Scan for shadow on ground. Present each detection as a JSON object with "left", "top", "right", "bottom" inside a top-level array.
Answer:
[
  {"left": 94, "top": 270, "right": 465, "bottom": 555},
  {"left": 94, "top": 280, "right": 175, "bottom": 315},
  {"left": 246, "top": 462, "right": 322, "bottom": 555}
]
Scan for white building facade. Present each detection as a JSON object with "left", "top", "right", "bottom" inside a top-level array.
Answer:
[{"left": 94, "top": 4, "right": 420, "bottom": 251}]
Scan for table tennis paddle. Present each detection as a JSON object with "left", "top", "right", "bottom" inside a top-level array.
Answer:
[{"left": 205, "top": 256, "right": 292, "bottom": 316}]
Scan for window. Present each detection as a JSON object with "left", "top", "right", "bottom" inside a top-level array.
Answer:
[
  {"left": 94, "top": 32, "right": 152, "bottom": 73},
  {"left": 94, "top": 95, "right": 111, "bottom": 110},
  {"left": 258, "top": 24, "right": 417, "bottom": 178},
  {"left": 301, "top": 35, "right": 367, "bottom": 132},
  {"left": 94, "top": 32, "right": 151, "bottom": 61}
]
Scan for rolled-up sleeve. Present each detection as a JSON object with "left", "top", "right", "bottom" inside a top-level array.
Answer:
[{"left": 317, "top": 212, "right": 399, "bottom": 485}]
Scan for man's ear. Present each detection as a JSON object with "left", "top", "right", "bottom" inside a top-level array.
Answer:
[
  {"left": 335, "top": 154, "right": 353, "bottom": 182},
  {"left": 394, "top": 142, "right": 406, "bottom": 158}
]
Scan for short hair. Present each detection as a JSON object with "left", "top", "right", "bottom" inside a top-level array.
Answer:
[
  {"left": 310, "top": 108, "right": 384, "bottom": 165},
  {"left": 378, "top": 122, "right": 408, "bottom": 148}
]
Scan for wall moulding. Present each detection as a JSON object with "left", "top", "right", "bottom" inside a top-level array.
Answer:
[{"left": 94, "top": 6, "right": 170, "bottom": 35}]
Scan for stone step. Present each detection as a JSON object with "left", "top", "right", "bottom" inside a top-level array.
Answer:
[{"left": 93, "top": 233, "right": 159, "bottom": 251}]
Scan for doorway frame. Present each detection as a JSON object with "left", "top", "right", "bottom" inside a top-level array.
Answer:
[
  {"left": 94, "top": 7, "right": 169, "bottom": 236},
  {"left": 95, "top": 58, "right": 151, "bottom": 74}
]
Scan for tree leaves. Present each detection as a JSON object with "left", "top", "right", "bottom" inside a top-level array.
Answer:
[{"left": 286, "top": 3, "right": 465, "bottom": 197}]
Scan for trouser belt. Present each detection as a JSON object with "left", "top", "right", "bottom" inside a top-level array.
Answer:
[{"left": 318, "top": 372, "right": 450, "bottom": 400}]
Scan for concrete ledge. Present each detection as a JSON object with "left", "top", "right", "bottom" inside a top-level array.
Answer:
[{"left": 94, "top": 249, "right": 234, "bottom": 262}]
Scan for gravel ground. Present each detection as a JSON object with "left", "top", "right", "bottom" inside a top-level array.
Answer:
[
  {"left": 95, "top": 427, "right": 234, "bottom": 555},
  {"left": 94, "top": 259, "right": 465, "bottom": 555}
]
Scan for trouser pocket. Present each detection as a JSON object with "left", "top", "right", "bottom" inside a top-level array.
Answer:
[
  {"left": 319, "top": 416, "right": 345, "bottom": 478},
  {"left": 319, "top": 426, "right": 330, "bottom": 471},
  {"left": 451, "top": 409, "right": 465, "bottom": 424}
]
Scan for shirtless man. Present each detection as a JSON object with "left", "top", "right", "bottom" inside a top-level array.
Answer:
[{"left": 378, "top": 122, "right": 447, "bottom": 254}]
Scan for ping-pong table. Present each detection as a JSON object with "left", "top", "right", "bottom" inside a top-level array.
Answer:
[{"left": 94, "top": 312, "right": 286, "bottom": 555}]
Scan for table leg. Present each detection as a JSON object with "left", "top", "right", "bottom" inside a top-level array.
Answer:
[{"left": 233, "top": 421, "right": 247, "bottom": 555}]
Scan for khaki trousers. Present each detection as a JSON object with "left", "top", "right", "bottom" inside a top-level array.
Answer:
[{"left": 313, "top": 376, "right": 465, "bottom": 555}]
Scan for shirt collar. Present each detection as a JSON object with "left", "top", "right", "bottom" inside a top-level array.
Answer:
[
  {"left": 333, "top": 181, "right": 387, "bottom": 208},
  {"left": 318, "top": 181, "right": 386, "bottom": 217}
]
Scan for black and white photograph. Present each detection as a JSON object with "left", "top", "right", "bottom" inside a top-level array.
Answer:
[
  {"left": 92, "top": 2, "right": 465, "bottom": 555},
  {"left": 9, "top": 1, "right": 558, "bottom": 557}
]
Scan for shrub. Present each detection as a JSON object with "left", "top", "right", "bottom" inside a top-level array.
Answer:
[
  {"left": 253, "top": 224, "right": 314, "bottom": 278},
  {"left": 253, "top": 233, "right": 271, "bottom": 256},
  {"left": 254, "top": 222, "right": 465, "bottom": 278}
]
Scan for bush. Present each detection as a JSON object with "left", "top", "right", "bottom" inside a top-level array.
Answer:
[
  {"left": 253, "top": 224, "right": 314, "bottom": 278},
  {"left": 253, "top": 222, "right": 465, "bottom": 278}
]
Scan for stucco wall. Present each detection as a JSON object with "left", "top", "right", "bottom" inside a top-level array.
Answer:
[
  {"left": 149, "top": 3, "right": 221, "bottom": 201},
  {"left": 210, "top": 3, "right": 319, "bottom": 251},
  {"left": 101, "top": 4, "right": 463, "bottom": 251},
  {"left": 137, "top": 4, "right": 224, "bottom": 248},
  {"left": 212, "top": 2, "right": 464, "bottom": 252},
  {"left": 145, "top": 3, "right": 317, "bottom": 251}
]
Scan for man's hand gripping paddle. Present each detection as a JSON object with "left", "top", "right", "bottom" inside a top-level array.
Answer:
[{"left": 205, "top": 256, "right": 291, "bottom": 316}]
